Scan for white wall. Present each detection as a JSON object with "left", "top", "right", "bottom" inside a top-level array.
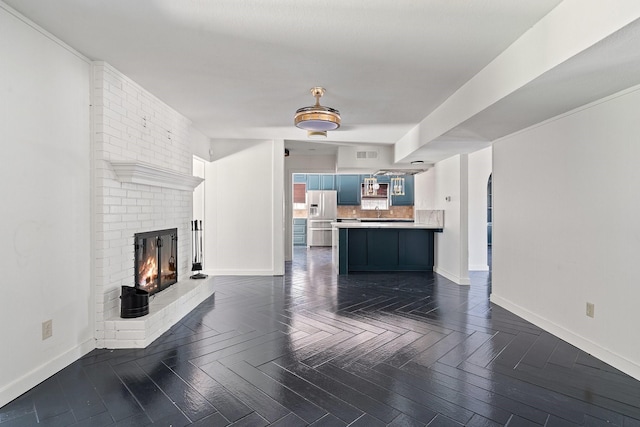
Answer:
[
  {"left": 414, "top": 156, "right": 470, "bottom": 285},
  {"left": 190, "top": 127, "right": 212, "bottom": 162},
  {"left": 0, "top": 6, "right": 93, "bottom": 406},
  {"left": 193, "top": 157, "right": 206, "bottom": 224},
  {"left": 336, "top": 145, "right": 394, "bottom": 171},
  {"left": 468, "top": 147, "right": 492, "bottom": 271},
  {"left": 414, "top": 168, "right": 436, "bottom": 210},
  {"left": 193, "top": 155, "right": 206, "bottom": 267},
  {"left": 491, "top": 85, "right": 640, "bottom": 380},
  {"left": 435, "top": 155, "right": 470, "bottom": 285},
  {"left": 204, "top": 140, "right": 285, "bottom": 275}
]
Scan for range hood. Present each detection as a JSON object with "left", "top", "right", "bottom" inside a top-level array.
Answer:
[{"left": 374, "top": 168, "right": 429, "bottom": 176}]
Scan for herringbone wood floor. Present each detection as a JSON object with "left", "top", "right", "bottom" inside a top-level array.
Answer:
[{"left": 2, "top": 247, "right": 640, "bottom": 426}]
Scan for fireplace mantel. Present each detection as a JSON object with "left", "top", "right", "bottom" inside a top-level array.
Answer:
[{"left": 110, "top": 161, "right": 204, "bottom": 191}]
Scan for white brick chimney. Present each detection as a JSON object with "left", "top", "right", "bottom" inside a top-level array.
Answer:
[{"left": 92, "top": 62, "right": 212, "bottom": 348}]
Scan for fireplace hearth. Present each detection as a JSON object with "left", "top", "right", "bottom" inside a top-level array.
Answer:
[{"left": 134, "top": 228, "right": 178, "bottom": 296}]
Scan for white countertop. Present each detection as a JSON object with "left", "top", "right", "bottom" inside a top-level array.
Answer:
[{"left": 331, "top": 221, "right": 443, "bottom": 230}]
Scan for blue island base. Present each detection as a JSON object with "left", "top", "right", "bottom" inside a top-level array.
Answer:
[{"left": 338, "top": 228, "right": 436, "bottom": 274}]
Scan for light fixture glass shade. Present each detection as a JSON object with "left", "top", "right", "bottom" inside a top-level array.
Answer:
[
  {"left": 390, "top": 177, "right": 405, "bottom": 196},
  {"left": 295, "top": 109, "right": 341, "bottom": 130},
  {"left": 294, "top": 87, "right": 341, "bottom": 132},
  {"left": 363, "top": 177, "right": 378, "bottom": 196},
  {"left": 307, "top": 130, "right": 327, "bottom": 139}
]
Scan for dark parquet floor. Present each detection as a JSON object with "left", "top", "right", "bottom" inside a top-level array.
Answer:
[{"left": 2, "top": 247, "right": 640, "bottom": 426}]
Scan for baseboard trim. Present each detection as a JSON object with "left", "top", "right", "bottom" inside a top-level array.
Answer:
[
  {"left": 469, "top": 264, "right": 489, "bottom": 271},
  {"left": 0, "top": 338, "right": 95, "bottom": 407},
  {"left": 434, "top": 267, "right": 471, "bottom": 285},
  {"left": 490, "top": 294, "right": 640, "bottom": 381}
]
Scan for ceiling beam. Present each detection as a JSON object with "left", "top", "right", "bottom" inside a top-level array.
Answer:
[{"left": 394, "top": 0, "right": 640, "bottom": 162}]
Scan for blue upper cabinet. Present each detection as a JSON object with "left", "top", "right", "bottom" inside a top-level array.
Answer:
[
  {"left": 304, "top": 174, "right": 336, "bottom": 190},
  {"left": 297, "top": 173, "right": 411, "bottom": 205},
  {"left": 374, "top": 175, "right": 390, "bottom": 184},
  {"left": 337, "top": 174, "right": 361, "bottom": 205},
  {"left": 306, "top": 174, "right": 321, "bottom": 190},
  {"left": 320, "top": 174, "right": 336, "bottom": 190},
  {"left": 391, "top": 175, "right": 414, "bottom": 206}
]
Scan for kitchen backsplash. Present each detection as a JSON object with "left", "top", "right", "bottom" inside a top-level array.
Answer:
[
  {"left": 337, "top": 205, "right": 414, "bottom": 219},
  {"left": 293, "top": 209, "right": 307, "bottom": 218},
  {"left": 294, "top": 206, "right": 414, "bottom": 219}
]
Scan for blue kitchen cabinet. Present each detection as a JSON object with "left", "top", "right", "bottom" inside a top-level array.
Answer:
[
  {"left": 306, "top": 174, "right": 335, "bottom": 190},
  {"left": 306, "top": 174, "right": 321, "bottom": 190},
  {"left": 307, "top": 173, "right": 336, "bottom": 190},
  {"left": 293, "top": 173, "right": 336, "bottom": 191},
  {"left": 391, "top": 175, "right": 414, "bottom": 206},
  {"left": 320, "top": 174, "right": 336, "bottom": 190},
  {"left": 338, "top": 227, "right": 437, "bottom": 274},
  {"left": 293, "top": 218, "right": 307, "bottom": 246},
  {"left": 337, "top": 174, "right": 361, "bottom": 205},
  {"left": 293, "top": 173, "right": 307, "bottom": 183}
]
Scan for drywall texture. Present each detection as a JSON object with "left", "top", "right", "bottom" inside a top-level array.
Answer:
[
  {"left": 434, "top": 155, "right": 470, "bottom": 285},
  {"left": 492, "top": 85, "right": 640, "bottom": 380},
  {"left": 468, "top": 147, "right": 492, "bottom": 271},
  {"left": 204, "top": 140, "right": 285, "bottom": 275},
  {"left": 414, "top": 156, "right": 470, "bottom": 285},
  {"left": 0, "top": 7, "right": 92, "bottom": 406}
]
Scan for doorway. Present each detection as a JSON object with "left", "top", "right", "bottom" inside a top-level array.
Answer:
[{"left": 487, "top": 173, "right": 492, "bottom": 270}]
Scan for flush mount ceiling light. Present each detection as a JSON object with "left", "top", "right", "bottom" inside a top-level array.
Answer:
[{"left": 294, "top": 87, "right": 341, "bottom": 137}]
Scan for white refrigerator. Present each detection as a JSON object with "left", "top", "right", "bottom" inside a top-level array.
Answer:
[{"left": 307, "top": 190, "right": 337, "bottom": 247}]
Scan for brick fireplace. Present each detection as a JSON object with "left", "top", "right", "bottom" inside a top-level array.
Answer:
[
  {"left": 134, "top": 228, "right": 178, "bottom": 295},
  {"left": 92, "top": 62, "right": 213, "bottom": 348}
]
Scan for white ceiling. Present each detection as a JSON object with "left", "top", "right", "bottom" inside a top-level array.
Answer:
[{"left": 5, "top": 0, "right": 640, "bottom": 164}]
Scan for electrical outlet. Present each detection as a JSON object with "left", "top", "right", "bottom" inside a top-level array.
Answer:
[
  {"left": 42, "top": 319, "right": 53, "bottom": 340},
  {"left": 352, "top": 209, "right": 356, "bottom": 214},
  {"left": 586, "top": 302, "right": 595, "bottom": 318}
]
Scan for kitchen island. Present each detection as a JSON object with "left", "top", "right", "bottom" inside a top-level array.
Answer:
[{"left": 332, "top": 221, "right": 443, "bottom": 275}]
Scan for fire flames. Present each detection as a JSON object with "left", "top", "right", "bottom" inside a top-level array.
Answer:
[{"left": 138, "top": 255, "right": 157, "bottom": 289}]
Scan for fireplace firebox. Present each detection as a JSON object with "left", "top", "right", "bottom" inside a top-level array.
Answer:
[{"left": 134, "top": 228, "right": 178, "bottom": 296}]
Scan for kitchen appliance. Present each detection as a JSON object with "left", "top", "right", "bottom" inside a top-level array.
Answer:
[{"left": 307, "top": 190, "right": 337, "bottom": 247}]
